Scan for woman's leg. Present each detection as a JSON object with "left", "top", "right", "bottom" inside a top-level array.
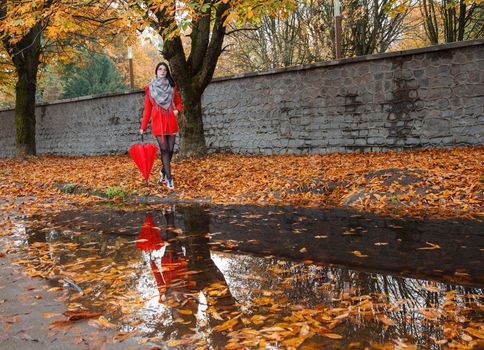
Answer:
[
  {"left": 168, "top": 135, "right": 176, "bottom": 163},
  {"left": 156, "top": 135, "right": 176, "bottom": 180},
  {"left": 156, "top": 136, "right": 172, "bottom": 181}
]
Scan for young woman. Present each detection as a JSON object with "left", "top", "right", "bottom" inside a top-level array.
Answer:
[{"left": 140, "top": 62, "right": 182, "bottom": 190}]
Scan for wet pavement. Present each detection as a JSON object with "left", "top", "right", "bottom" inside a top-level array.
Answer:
[{"left": 3, "top": 204, "right": 484, "bottom": 349}]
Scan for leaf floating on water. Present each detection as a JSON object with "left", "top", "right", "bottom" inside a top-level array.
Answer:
[
  {"left": 299, "top": 247, "right": 307, "bottom": 253},
  {"left": 430, "top": 337, "right": 448, "bottom": 345},
  {"left": 251, "top": 315, "right": 267, "bottom": 325},
  {"left": 127, "top": 239, "right": 148, "bottom": 243},
  {"left": 314, "top": 235, "right": 327, "bottom": 239},
  {"left": 352, "top": 250, "right": 368, "bottom": 258},
  {"left": 43, "top": 312, "right": 60, "bottom": 319},
  {"left": 322, "top": 333, "right": 343, "bottom": 339},
  {"left": 213, "top": 318, "right": 239, "bottom": 332},
  {"left": 465, "top": 327, "right": 484, "bottom": 340},
  {"left": 283, "top": 336, "right": 308, "bottom": 347},
  {"left": 419, "top": 308, "right": 442, "bottom": 321},
  {"left": 63, "top": 310, "right": 102, "bottom": 321},
  {"left": 342, "top": 230, "right": 357, "bottom": 235},
  {"left": 49, "top": 319, "right": 74, "bottom": 330},
  {"left": 377, "top": 315, "right": 395, "bottom": 326},
  {"left": 392, "top": 339, "right": 417, "bottom": 349},
  {"left": 178, "top": 309, "right": 193, "bottom": 315},
  {"left": 417, "top": 242, "right": 441, "bottom": 250},
  {"left": 88, "top": 316, "right": 116, "bottom": 329},
  {"left": 112, "top": 332, "right": 135, "bottom": 343},
  {"left": 374, "top": 242, "right": 388, "bottom": 246}
]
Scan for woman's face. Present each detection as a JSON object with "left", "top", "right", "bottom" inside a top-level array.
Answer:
[{"left": 157, "top": 65, "right": 167, "bottom": 78}]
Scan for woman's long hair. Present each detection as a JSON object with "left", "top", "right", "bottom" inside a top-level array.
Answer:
[{"left": 155, "top": 62, "right": 175, "bottom": 87}]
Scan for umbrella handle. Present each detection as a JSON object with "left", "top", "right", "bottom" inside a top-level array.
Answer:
[{"left": 141, "top": 133, "right": 144, "bottom": 143}]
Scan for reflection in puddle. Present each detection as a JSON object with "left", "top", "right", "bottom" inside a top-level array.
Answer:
[{"left": 10, "top": 204, "right": 484, "bottom": 349}]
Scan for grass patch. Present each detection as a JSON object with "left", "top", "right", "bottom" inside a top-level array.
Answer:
[{"left": 103, "top": 186, "right": 129, "bottom": 199}]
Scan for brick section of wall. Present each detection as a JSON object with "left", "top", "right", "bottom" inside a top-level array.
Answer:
[{"left": 0, "top": 40, "right": 483, "bottom": 157}]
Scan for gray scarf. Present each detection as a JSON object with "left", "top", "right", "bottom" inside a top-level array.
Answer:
[{"left": 149, "top": 77, "right": 174, "bottom": 110}]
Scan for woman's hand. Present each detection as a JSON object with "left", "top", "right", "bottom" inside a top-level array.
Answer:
[
  {"left": 139, "top": 129, "right": 144, "bottom": 135},
  {"left": 174, "top": 110, "right": 179, "bottom": 117}
]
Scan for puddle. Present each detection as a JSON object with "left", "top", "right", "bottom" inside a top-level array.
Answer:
[{"left": 11, "top": 204, "right": 484, "bottom": 348}]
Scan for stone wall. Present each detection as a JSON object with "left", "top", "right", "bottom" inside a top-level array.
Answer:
[
  {"left": 0, "top": 92, "right": 145, "bottom": 157},
  {"left": 0, "top": 39, "right": 483, "bottom": 157},
  {"left": 202, "top": 40, "right": 484, "bottom": 154}
]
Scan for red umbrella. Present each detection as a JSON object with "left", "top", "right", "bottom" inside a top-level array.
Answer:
[
  {"left": 136, "top": 214, "right": 164, "bottom": 252},
  {"left": 129, "top": 139, "right": 158, "bottom": 183}
]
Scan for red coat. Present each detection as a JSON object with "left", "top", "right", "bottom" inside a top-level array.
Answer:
[{"left": 141, "top": 85, "right": 182, "bottom": 138}]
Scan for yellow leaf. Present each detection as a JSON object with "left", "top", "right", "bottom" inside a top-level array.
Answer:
[
  {"left": 283, "top": 336, "right": 308, "bottom": 347},
  {"left": 417, "top": 242, "right": 441, "bottom": 250},
  {"left": 213, "top": 318, "right": 238, "bottom": 332},
  {"left": 352, "top": 250, "right": 368, "bottom": 258},
  {"left": 322, "top": 333, "right": 343, "bottom": 339},
  {"left": 177, "top": 309, "right": 193, "bottom": 315}
]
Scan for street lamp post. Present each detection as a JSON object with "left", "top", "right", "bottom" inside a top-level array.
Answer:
[
  {"left": 334, "top": 0, "right": 342, "bottom": 60},
  {"left": 128, "top": 46, "right": 134, "bottom": 90}
]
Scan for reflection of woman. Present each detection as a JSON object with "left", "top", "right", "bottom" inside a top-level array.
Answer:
[
  {"left": 137, "top": 208, "right": 188, "bottom": 303},
  {"left": 139, "top": 63, "right": 183, "bottom": 190}
]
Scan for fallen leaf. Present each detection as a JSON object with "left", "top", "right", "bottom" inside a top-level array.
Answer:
[
  {"left": 465, "top": 327, "right": 484, "bottom": 340},
  {"left": 177, "top": 309, "right": 193, "bottom": 315},
  {"left": 63, "top": 310, "right": 102, "bottom": 321},
  {"left": 88, "top": 316, "right": 116, "bottom": 329},
  {"left": 352, "top": 250, "right": 368, "bottom": 258},
  {"left": 49, "top": 319, "right": 74, "bottom": 330},
  {"left": 417, "top": 242, "right": 441, "bottom": 250},
  {"left": 322, "top": 333, "right": 343, "bottom": 339},
  {"left": 213, "top": 318, "right": 238, "bottom": 332}
]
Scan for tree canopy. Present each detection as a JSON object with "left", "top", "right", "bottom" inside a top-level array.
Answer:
[{"left": 0, "top": 0, "right": 131, "bottom": 155}]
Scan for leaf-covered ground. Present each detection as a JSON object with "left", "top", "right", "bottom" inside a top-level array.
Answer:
[
  {"left": 0, "top": 147, "right": 483, "bottom": 349},
  {"left": 0, "top": 146, "right": 482, "bottom": 219}
]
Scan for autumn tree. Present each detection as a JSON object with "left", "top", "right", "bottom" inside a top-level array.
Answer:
[
  {"left": 0, "top": 46, "right": 15, "bottom": 108},
  {"left": 218, "top": 1, "right": 332, "bottom": 73},
  {"left": 0, "top": 0, "right": 127, "bottom": 156},
  {"left": 419, "top": 0, "right": 483, "bottom": 44},
  {"left": 217, "top": 0, "right": 410, "bottom": 74},
  {"left": 125, "top": 0, "right": 296, "bottom": 157}
]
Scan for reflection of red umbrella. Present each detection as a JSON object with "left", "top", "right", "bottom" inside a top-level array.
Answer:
[
  {"left": 129, "top": 141, "right": 158, "bottom": 183},
  {"left": 136, "top": 214, "right": 164, "bottom": 252}
]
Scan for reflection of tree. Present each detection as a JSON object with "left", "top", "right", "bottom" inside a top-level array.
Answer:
[{"left": 142, "top": 206, "right": 239, "bottom": 346}]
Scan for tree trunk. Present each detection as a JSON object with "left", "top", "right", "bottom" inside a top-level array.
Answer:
[
  {"left": 14, "top": 61, "right": 39, "bottom": 156},
  {"left": 5, "top": 23, "right": 42, "bottom": 157},
  {"left": 177, "top": 87, "right": 207, "bottom": 157}
]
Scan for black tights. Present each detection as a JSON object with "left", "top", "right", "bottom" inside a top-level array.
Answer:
[{"left": 156, "top": 135, "right": 176, "bottom": 180}]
